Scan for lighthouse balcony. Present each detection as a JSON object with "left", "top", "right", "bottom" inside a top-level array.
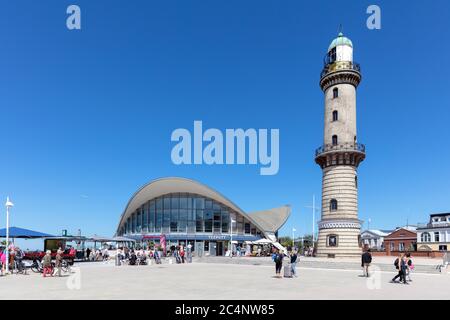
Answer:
[
  {"left": 315, "top": 143, "right": 366, "bottom": 168},
  {"left": 320, "top": 61, "right": 361, "bottom": 79}
]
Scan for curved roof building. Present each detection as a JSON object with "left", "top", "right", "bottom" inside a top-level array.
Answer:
[{"left": 116, "top": 177, "right": 290, "bottom": 256}]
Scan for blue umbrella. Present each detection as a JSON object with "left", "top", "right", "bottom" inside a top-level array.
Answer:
[{"left": 0, "top": 226, "right": 54, "bottom": 239}]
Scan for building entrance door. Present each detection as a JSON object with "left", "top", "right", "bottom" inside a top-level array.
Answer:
[
  {"left": 216, "top": 241, "right": 224, "bottom": 256},
  {"left": 210, "top": 242, "right": 216, "bottom": 256}
]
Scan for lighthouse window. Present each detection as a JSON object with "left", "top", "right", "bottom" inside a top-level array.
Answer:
[
  {"left": 330, "top": 199, "right": 338, "bottom": 211},
  {"left": 333, "top": 88, "right": 339, "bottom": 98},
  {"left": 332, "top": 135, "right": 338, "bottom": 146},
  {"left": 332, "top": 110, "right": 338, "bottom": 121},
  {"left": 327, "top": 235, "right": 338, "bottom": 247}
]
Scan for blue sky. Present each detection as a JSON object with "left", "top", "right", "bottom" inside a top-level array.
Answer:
[{"left": 0, "top": 1, "right": 449, "bottom": 248}]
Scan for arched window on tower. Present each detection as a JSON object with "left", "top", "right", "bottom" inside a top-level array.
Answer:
[
  {"left": 332, "top": 110, "right": 338, "bottom": 122},
  {"left": 330, "top": 199, "right": 338, "bottom": 211},
  {"left": 333, "top": 87, "right": 339, "bottom": 99},
  {"left": 332, "top": 135, "right": 338, "bottom": 146}
]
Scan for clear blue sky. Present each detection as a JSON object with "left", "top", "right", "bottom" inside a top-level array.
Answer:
[{"left": 0, "top": 1, "right": 449, "bottom": 247}]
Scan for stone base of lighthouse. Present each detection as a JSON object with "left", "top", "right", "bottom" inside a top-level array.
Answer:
[{"left": 316, "top": 221, "right": 362, "bottom": 258}]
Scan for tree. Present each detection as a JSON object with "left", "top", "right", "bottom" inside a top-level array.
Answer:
[{"left": 278, "top": 236, "right": 293, "bottom": 249}]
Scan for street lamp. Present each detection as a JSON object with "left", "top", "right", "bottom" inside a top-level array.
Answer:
[
  {"left": 292, "top": 228, "right": 296, "bottom": 249},
  {"left": 230, "top": 217, "right": 236, "bottom": 258},
  {"left": 5, "top": 196, "right": 14, "bottom": 274},
  {"left": 305, "top": 194, "right": 320, "bottom": 252}
]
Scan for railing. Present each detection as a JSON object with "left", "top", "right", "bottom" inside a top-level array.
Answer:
[
  {"left": 315, "top": 143, "right": 365, "bottom": 157},
  {"left": 321, "top": 61, "right": 361, "bottom": 78},
  {"left": 417, "top": 222, "right": 450, "bottom": 229}
]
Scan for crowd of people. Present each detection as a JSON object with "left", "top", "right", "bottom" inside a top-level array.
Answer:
[
  {"left": 115, "top": 244, "right": 193, "bottom": 265},
  {"left": 83, "top": 247, "right": 110, "bottom": 262},
  {"left": 0, "top": 244, "right": 26, "bottom": 276}
]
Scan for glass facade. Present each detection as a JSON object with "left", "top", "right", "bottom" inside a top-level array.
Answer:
[{"left": 118, "top": 193, "right": 262, "bottom": 238}]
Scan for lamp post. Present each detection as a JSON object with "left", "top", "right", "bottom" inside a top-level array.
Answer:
[
  {"left": 292, "top": 228, "right": 296, "bottom": 249},
  {"left": 305, "top": 194, "right": 320, "bottom": 252},
  {"left": 5, "top": 197, "right": 14, "bottom": 274},
  {"left": 230, "top": 217, "right": 235, "bottom": 258}
]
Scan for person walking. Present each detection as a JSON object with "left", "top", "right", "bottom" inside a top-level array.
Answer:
[
  {"left": 54, "top": 248, "right": 63, "bottom": 277},
  {"left": 405, "top": 253, "right": 414, "bottom": 282},
  {"left": 42, "top": 250, "right": 53, "bottom": 277},
  {"left": 391, "top": 253, "right": 408, "bottom": 284},
  {"left": 361, "top": 249, "right": 372, "bottom": 277},
  {"left": 180, "top": 246, "right": 185, "bottom": 263},
  {"left": 290, "top": 250, "right": 298, "bottom": 277},
  {"left": 186, "top": 244, "right": 192, "bottom": 263}
]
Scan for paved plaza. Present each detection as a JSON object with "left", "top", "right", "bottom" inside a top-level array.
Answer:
[{"left": 1, "top": 259, "right": 449, "bottom": 300}]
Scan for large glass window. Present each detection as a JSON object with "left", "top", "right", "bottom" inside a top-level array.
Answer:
[
  {"left": 221, "top": 210, "right": 229, "bottom": 233},
  {"left": 156, "top": 198, "right": 163, "bottom": 233},
  {"left": 122, "top": 194, "right": 263, "bottom": 237},
  {"left": 179, "top": 209, "right": 188, "bottom": 233},
  {"left": 163, "top": 196, "right": 171, "bottom": 232},
  {"left": 132, "top": 213, "right": 136, "bottom": 233},
  {"left": 195, "top": 197, "right": 205, "bottom": 210},
  {"left": 180, "top": 195, "right": 188, "bottom": 209},
  {"left": 237, "top": 216, "right": 244, "bottom": 234},
  {"left": 143, "top": 203, "right": 148, "bottom": 232},
  {"left": 136, "top": 209, "right": 141, "bottom": 233},
  {"left": 204, "top": 209, "right": 213, "bottom": 233},
  {"left": 170, "top": 208, "right": 178, "bottom": 232},
  {"left": 244, "top": 222, "right": 251, "bottom": 234},
  {"left": 434, "top": 232, "right": 440, "bottom": 242},
  {"left": 149, "top": 200, "right": 155, "bottom": 232},
  {"left": 196, "top": 210, "right": 204, "bottom": 232},
  {"left": 171, "top": 195, "right": 179, "bottom": 210},
  {"left": 213, "top": 211, "right": 221, "bottom": 233}
]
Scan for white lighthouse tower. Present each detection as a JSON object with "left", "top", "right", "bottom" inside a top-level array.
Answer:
[{"left": 315, "top": 32, "right": 366, "bottom": 258}]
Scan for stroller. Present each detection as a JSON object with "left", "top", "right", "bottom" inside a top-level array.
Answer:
[{"left": 128, "top": 253, "right": 137, "bottom": 265}]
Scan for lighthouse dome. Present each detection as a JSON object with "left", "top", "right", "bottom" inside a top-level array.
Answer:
[{"left": 328, "top": 32, "right": 353, "bottom": 52}]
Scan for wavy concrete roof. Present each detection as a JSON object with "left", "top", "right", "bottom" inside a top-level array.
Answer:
[
  {"left": 115, "top": 177, "right": 290, "bottom": 238},
  {"left": 248, "top": 206, "right": 291, "bottom": 233}
]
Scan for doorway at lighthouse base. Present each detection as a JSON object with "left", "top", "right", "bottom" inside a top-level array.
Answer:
[{"left": 316, "top": 220, "right": 362, "bottom": 258}]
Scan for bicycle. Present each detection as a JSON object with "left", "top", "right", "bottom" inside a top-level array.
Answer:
[
  {"left": 61, "top": 259, "right": 71, "bottom": 273},
  {"left": 30, "top": 258, "right": 43, "bottom": 273},
  {"left": 13, "top": 259, "right": 27, "bottom": 275}
]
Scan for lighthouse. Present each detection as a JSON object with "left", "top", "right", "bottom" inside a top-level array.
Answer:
[{"left": 315, "top": 32, "right": 366, "bottom": 258}]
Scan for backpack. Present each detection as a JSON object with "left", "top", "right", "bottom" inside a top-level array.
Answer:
[
  {"left": 394, "top": 258, "right": 399, "bottom": 268},
  {"left": 275, "top": 254, "right": 282, "bottom": 263}
]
